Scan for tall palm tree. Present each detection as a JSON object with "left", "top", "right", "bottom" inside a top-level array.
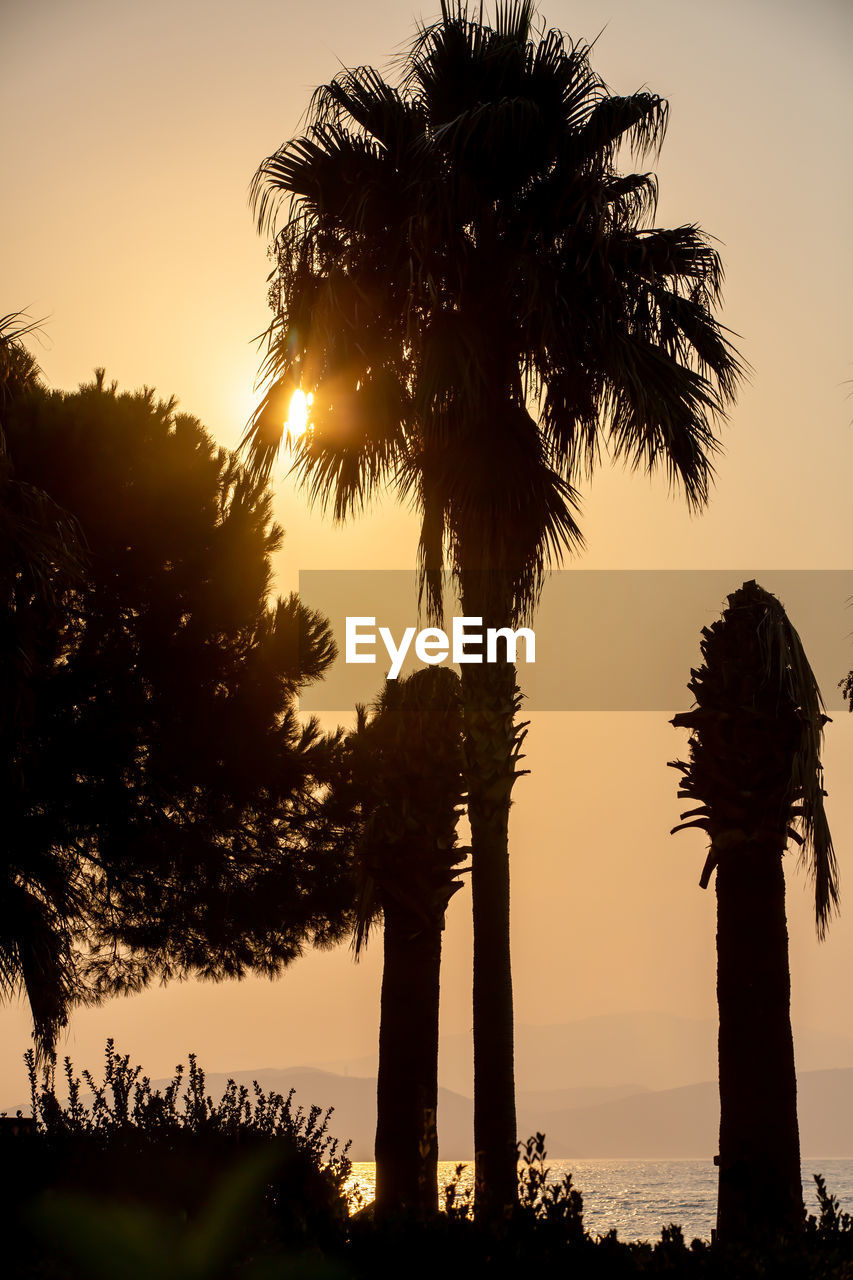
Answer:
[
  {"left": 350, "top": 667, "right": 467, "bottom": 1216},
  {"left": 670, "top": 580, "right": 837, "bottom": 1243},
  {"left": 245, "top": 0, "right": 743, "bottom": 1217}
]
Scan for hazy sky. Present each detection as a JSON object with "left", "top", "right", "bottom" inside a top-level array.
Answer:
[{"left": 2, "top": 0, "right": 852, "bottom": 1103}]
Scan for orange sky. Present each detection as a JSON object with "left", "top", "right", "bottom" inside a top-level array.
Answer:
[{"left": 1, "top": 0, "right": 852, "bottom": 1103}]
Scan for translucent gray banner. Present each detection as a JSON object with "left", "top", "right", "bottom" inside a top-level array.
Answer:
[{"left": 296, "top": 570, "right": 853, "bottom": 713}]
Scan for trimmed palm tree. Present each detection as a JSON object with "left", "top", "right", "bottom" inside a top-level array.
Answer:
[
  {"left": 670, "top": 580, "right": 837, "bottom": 1243},
  {"left": 350, "top": 667, "right": 467, "bottom": 1215},
  {"left": 245, "top": 0, "right": 742, "bottom": 1216}
]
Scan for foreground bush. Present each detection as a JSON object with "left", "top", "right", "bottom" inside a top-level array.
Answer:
[
  {"left": 2, "top": 1042, "right": 350, "bottom": 1277},
  {"left": 4, "top": 1056, "right": 853, "bottom": 1278}
]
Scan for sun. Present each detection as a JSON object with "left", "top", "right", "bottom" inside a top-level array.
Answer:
[{"left": 285, "top": 388, "right": 313, "bottom": 440}]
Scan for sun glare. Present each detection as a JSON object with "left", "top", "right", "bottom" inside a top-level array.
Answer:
[{"left": 286, "top": 388, "right": 313, "bottom": 440}]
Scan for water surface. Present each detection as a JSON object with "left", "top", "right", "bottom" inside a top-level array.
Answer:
[{"left": 347, "top": 1157, "right": 853, "bottom": 1242}]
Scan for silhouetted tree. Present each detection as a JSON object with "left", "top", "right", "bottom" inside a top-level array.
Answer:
[
  {"left": 840, "top": 670, "right": 853, "bottom": 708},
  {"left": 1, "top": 311, "right": 43, "bottom": 400},
  {"left": 349, "top": 667, "right": 467, "bottom": 1216},
  {"left": 1, "top": 312, "right": 85, "bottom": 606},
  {"left": 1, "top": 370, "right": 354, "bottom": 1054},
  {"left": 246, "top": 0, "right": 742, "bottom": 1217},
  {"left": 1, "top": 315, "right": 90, "bottom": 1056},
  {"left": 670, "top": 580, "right": 837, "bottom": 1244}
]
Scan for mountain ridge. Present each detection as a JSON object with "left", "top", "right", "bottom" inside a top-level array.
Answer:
[
  {"left": 7, "top": 1012, "right": 852, "bottom": 1160},
  {"left": 318, "top": 1011, "right": 853, "bottom": 1095},
  {"left": 62, "top": 1064, "right": 846, "bottom": 1162}
]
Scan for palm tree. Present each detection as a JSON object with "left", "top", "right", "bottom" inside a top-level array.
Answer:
[
  {"left": 349, "top": 667, "right": 468, "bottom": 1216},
  {"left": 245, "top": 0, "right": 742, "bottom": 1217},
  {"left": 670, "top": 580, "right": 837, "bottom": 1243}
]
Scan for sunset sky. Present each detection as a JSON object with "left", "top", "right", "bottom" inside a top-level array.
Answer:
[{"left": 2, "top": 0, "right": 851, "bottom": 1105}]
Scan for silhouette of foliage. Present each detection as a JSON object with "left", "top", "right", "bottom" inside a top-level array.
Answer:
[
  {"left": 3, "top": 1041, "right": 350, "bottom": 1278},
  {"left": 0, "top": 311, "right": 44, "bottom": 404},
  {"left": 841, "top": 669, "right": 853, "bottom": 711},
  {"left": 1, "top": 371, "right": 355, "bottom": 1055},
  {"left": 246, "top": 0, "right": 744, "bottom": 1218},
  {"left": 809, "top": 1174, "right": 853, "bottom": 1239},
  {"left": 672, "top": 579, "right": 837, "bottom": 935},
  {"left": 6, "top": 1074, "right": 853, "bottom": 1279},
  {"left": 27, "top": 1153, "right": 339, "bottom": 1280},
  {"left": 516, "top": 1133, "right": 584, "bottom": 1237},
  {"left": 1, "top": 317, "right": 90, "bottom": 1058},
  {"left": 350, "top": 668, "right": 468, "bottom": 958},
  {"left": 0, "top": 311, "right": 86, "bottom": 607},
  {"left": 671, "top": 580, "right": 836, "bottom": 1244}
]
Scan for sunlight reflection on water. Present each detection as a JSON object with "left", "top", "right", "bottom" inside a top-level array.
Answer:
[{"left": 346, "top": 1158, "right": 853, "bottom": 1242}]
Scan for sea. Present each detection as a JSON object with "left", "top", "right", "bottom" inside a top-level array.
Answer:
[{"left": 346, "top": 1158, "right": 853, "bottom": 1242}]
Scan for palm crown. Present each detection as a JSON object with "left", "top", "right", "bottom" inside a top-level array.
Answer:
[
  {"left": 246, "top": 0, "right": 742, "bottom": 618},
  {"left": 348, "top": 667, "right": 468, "bottom": 958},
  {"left": 672, "top": 580, "right": 838, "bottom": 938}
]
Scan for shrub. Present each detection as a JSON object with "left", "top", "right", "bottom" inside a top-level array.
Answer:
[{"left": 2, "top": 1041, "right": 351, "bottom": 1277}]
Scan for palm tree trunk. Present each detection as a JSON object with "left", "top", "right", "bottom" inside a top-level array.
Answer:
[
  {"left": 715, "top": 835, "right": 803, "bottom": 1242},
  {"left": 461, "top": 654, "right": 519, "bottom": 1222},
  {"left": 374, "top": 908, "right": 442, "bottom": 1216}
]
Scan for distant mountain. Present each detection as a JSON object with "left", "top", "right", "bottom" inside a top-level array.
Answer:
[
  {"left": 7, "top": 1059, "right": 851, "bottom": 1160},
  {"left": 518, "top": 1083, "right": 652, "bottom": 1111},
  {"left": 519, "top": 1068, "right": 853, "bottom": 1160},
  {"left": 139, "top": 1067, "right": 469, "bottom": 1162},
  {"left": 7, "top": 1012, "right": 852, "bottom": 1159},
  {"left": 318, "top": 1012, "right": 853, "bottom": 1095},
  {"left": 142, "top": 1064, "right": 852, "bottom": 1161}
]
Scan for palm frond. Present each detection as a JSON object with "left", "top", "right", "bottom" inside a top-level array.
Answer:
[
  {"left": 600, "top": 332, "right": 722, "bottom": 510},
  {"left": 573, "top": 92, "right": 669, "bottom": 167},
  {"left": 493, "top": 0, "right": 536, "bottom": 41},
  {"left": 0, "top": 311, "right": 44, "bottom": 402},
  {"left": 602, "top": 172, "right": 659, "bottom": 228},
  {"left": 617, "top": 225, "right": 726, "bottom": 302},
  {"left": 251, "top": 125, "right": 399, "bottom": 237},
  {"left": 248, "top": 2, "right": 742, "bottom": 625},
  {"left": 313, "top": 66, "right": 424, "bottom": 154},
  {"left": 752, "top": 590, "right": 838, "bottom": 936}
]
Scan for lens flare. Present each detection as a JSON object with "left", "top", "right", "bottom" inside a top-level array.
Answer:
[{"left": 286, "top": 388, "right": 313, "bottom": 439}]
